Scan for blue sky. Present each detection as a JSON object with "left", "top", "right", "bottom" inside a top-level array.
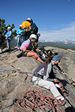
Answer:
[{"left": 0, "top": 0, "right": 75, "bottom": 41}]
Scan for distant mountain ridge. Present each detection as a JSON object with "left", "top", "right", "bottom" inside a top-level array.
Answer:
[{"left": 39, "top": 41, "right": 75, "bottom": 50}]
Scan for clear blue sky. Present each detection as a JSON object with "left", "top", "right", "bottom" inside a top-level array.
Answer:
[{"left": 0, "top": 0, "right": 75, "bottom": 41}]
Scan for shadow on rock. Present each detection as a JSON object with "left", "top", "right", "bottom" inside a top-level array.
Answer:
[{"left": 65, "top": 106, "right": 75, "bottom": 112}]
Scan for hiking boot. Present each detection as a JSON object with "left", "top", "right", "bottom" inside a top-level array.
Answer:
[{"left": 17, "top": 52, "right": 24, "bottom": 58}]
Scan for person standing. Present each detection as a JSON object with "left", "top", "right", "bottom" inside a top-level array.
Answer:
[
  {"left": 5, "top": 27, "right": 12, "bottom": 51},
  {"left": 15, "top": 25, "right": 24, "bottom": 48}
]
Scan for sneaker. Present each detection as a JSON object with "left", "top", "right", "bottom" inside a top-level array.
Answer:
[{"left": 15, "top": 46, "right": 20, "bottom": 50}]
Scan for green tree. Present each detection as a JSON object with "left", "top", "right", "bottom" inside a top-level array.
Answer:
[
  {"left": 11, "top": 24, "right": 15, "bottom": 29},
  {"left": 0, "top": 18, "right": 6, "bottom": 33}
]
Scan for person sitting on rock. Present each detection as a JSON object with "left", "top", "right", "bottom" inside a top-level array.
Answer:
[
  {"left": 32, "top": 51, "right": 67, "bottom": 97},
  {"left": 17, "top": 34, "right": 44, "bottom": 63},
  {"left": 32, "top": 51, "right": 65, "bottom": 105}
]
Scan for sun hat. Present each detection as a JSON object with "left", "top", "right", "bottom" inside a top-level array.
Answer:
[
  {"left": 21, "top": 21, "right": 31, "bottom": 29},
  {"left": 30, "top": 34, "right": 37, "bottom": 39}
]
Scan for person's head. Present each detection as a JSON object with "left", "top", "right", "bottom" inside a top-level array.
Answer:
[
  {"left": 26, "top": 18, "right": 33, "bottom": 24},
  {"left": 45, "top": 50, "right": 53, "bottom": 62},
  {"left": 46, "top": 50, "right": 53, "bottom": 56},
  {"left": 29, "top": 34, "right": 37, "bottom": 43},
  {"left": 7, "top": 27, "right": 11, "bottom": 31},
  {"left": 21, "top": 21, "right": 31, "bottom": 31},
  {"left": 51, "top": 54, "right": 63, "bottom": 65},
  {"left": 19, "top": 25, "right": 22, "bottom": 29}
]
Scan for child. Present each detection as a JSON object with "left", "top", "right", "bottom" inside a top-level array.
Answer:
[{"left": 5, "top": 27, "right": 12, "bottom": 51}]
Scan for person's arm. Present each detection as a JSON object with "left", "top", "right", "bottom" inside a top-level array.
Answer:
[
  {"left": 36, "top": 48, "right": 41, "bottom": 52},
  {"left": 33, "top": 63, "right": 47, "bottom": 76},
  {"left": 43, "top": 62, "right": 52, "bottom": 80}
]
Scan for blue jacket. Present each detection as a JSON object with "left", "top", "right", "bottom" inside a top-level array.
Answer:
[
  {"left": 5, "top": 31, "right": 12, "bottom": 40},
  {"left": 16, "top": 28, "right": 24, "bottom": 35},
  {"left": 31, "top": 23, "right": 38, "bottom": 34},
  {"left": 52, "top": 54, "right": 62, "bottom": 61}
]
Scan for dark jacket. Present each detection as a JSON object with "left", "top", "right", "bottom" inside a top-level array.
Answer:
[{"left": 31, "top": 23, "right": 38, "bottom": 34}]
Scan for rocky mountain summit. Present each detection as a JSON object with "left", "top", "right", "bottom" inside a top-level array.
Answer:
[{"left": 0, "top": 47, "right": 75, "bottom": 112}]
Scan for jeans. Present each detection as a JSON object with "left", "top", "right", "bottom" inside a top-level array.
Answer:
[
  {"left": 6, "top": 39, "right": 11, "bottom": 50},
  {"left": 16, "top": 35, "right": 21, "bottom": 47}
]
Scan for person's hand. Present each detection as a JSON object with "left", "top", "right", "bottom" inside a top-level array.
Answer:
[
  {"left": 51, "top": 60, "right": 59, "bottom": 65},
  {"left": 36, "top": 48, "right": 41, "bottom": 52}
]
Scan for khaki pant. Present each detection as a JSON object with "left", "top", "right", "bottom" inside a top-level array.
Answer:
[{"left": 32, "top": 76, "right": 64, "bottom": 100}]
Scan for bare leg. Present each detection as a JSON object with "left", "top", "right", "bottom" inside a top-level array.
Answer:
[{"left": 27, "top": 51, "right": 44, "bottom": 63}]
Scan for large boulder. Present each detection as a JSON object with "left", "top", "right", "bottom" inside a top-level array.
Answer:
[{"left": 0, "top": 48, "right": 75, "bottom": 112}]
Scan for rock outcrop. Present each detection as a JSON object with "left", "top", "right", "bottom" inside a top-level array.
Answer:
[{"left": 0, "top": 47, "right": 75, "bottom": 112}]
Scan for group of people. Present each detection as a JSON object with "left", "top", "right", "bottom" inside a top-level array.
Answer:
[
  {"left": 14, "top": 18, "right": 44, "bottom": 63},
  {"left": 16, "top": 18, "right": 67, "bottom": 104},
  {"left": 15, "top": 18, "right": 38, "bottom": 48},
  {"left": 0, "top": 17, "right": 39, "bottom": 52},
  {"left": 0, "top": 17, "right": 67, "bottom": 105}
]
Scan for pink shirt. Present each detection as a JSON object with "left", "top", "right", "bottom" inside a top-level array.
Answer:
[{"left": 20, "top": 39, "right": 30, "bottom": 51}]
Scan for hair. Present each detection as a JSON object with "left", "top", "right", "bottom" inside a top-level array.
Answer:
[
  {"left": 45, "top": 50, "right": 53, "bottom": 63},
  {"left": 46, "top": 50, "right": 53, "bottom": 56}
]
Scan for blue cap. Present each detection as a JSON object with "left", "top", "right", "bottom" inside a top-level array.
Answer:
[{"left": 52, "top": 54, "right": 63, "bottom": 61}]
